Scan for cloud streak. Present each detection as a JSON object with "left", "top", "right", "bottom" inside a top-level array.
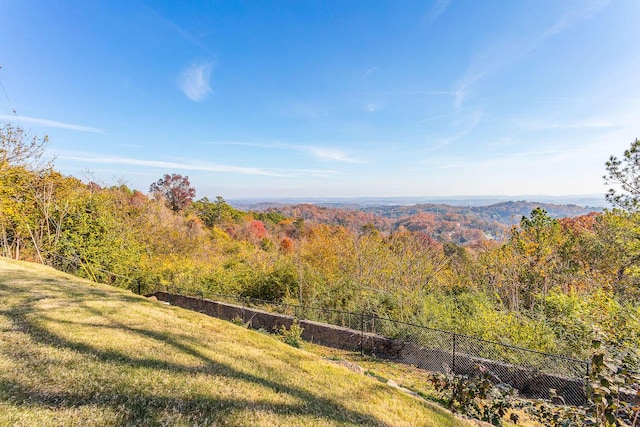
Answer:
[
  {"left": 58, "top": 153, "right": 337, "bottom": 178},
  {"left": 543, "top": 0, "right": 611, "bottom": 37},
  {"left": 452, "top": 0, "right": 611, "bottom": 109},
  {"left": 362, "top": 65, "right": 379, "bottom": 79},
  {"left": 514, "top": 118, "right": 615, "bottom": 131},
  {"left": 304, "top": 146, "right": 367, "bottom": 163},
  {"left": 425, "top": 0, "right": 452, "bottom": 24},
  {"left": 207, "top": 141, "right": 368, "bottom": 164},
  {"left": 0, "top": 115, "right": 103, "bottom": 133},
  {"left": 422, "top": 108, "right": 484, "bottom": 152},
  {"left": 179, "top": 62, "right": 212, "bottom": 101}
]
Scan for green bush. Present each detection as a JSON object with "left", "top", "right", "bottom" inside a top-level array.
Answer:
[
  {"left": 241, "top": 264, "right": 299, "bottom": 302},
  {"left": 429, "top": 370, "right": 516, "bottom": 426},
  {"left": 279, "top": 320, "right": 304, "bottom": 348}
]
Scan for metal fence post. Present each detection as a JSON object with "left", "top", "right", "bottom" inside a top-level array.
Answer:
[
  {"left": 585, "top": 361, "right": 591, "bottom": 405},
  {"left": 452, "top": 332, "right": 457, "bottom": 374},
  {"left": 360, "top": 312, "right": 365, "bottom": 355}
]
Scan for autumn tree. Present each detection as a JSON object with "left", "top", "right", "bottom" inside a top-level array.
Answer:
[
  {"left": 149, "top": 174, "right": 196, "bottom": 212},
  {"left": 0, "top": 122, "right": 50, "bottom": 170},
  {"left": 192, "top": 195, "right": 241, "bottom": 227},
  {"left": 0, "top": 124, "right": 52, "bottom": 260},
  {"left": 604, "top": 138, "right": 640, "bottom": 212},
  {"left": 603, "top": 139, "right": 640, "bottom": 297}
]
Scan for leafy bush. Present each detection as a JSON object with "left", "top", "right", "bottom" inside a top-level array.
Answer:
[
  {"left": 231, "top": 316, "right": 246, "bottom": 327},
  {"left": 241, "top": 264, "right": 299, "bottom": 302},
  {"left": 584, "top": 332, "right": 640, "bottom": 426},
  {"left": 428, "top": 370, "right": 516, "bottom": 426},
  {"left": 279, "top": 320, "right": 304, "bottom": 348}
]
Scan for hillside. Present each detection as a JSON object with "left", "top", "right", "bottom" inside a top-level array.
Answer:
[
  {"left": 0, "top": 257, "right": 468, "bottom": 427},
  {"left": 262, "top": 201, "right": 599, "bottom": 243},
  {"left": 360, "top": 201, "right": 599, "bottom": 223}
]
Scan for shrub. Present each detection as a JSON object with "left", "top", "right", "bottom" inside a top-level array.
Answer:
[
  {"left": 429, "top": 370, "right": 516, "bottom": 426},
  {"left": 241, "top": 264, "right": 299, "bottom": 302},
  {"left": 279, "top": 320, "right": 304, "bottom": 348},
  {"left": 231, "top": 316, "right": 246, "bottom": 327}
]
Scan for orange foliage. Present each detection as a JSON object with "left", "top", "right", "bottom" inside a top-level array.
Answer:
[
  {"left": 249, "top": 220, "right": 268, "bottom": 239},
  {"left": 559, "top": 212, "right": 600, "bottom": 232},
  {"left": 279, "top": 237, "right": 294, "bottom": 253}
]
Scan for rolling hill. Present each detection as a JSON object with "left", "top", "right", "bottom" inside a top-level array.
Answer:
[{"left": 258, "top": 201, "right": 599, "bottom": 243}]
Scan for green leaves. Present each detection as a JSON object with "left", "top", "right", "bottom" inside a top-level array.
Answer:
[
  {"left": 585, "top": 328, "right": 640, "bottom": 426},
  {"left": 428, "top": 370, "right": 516, "bottom": 426},
  {"left": 604, "top": 138, "right": 640, "bottom": 212}
]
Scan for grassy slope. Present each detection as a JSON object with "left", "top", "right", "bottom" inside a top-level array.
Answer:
[
  {"left": 304, "top": 345, "right": 542, "bottom": 427},
  {"left": 0, "top": 258, "right": 469, "bottom": 427}
]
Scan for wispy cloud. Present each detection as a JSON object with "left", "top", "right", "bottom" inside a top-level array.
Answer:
[
  {"left": 137, "top": 3, "right": 213, "bottom": 54},
  {"left": 425, "top": 0, "right": 452, "bottom": 24},
  {"left": 453, "top": 74, "right": 483, "bottom": 109},
  {"left": 422, "top": 108, "right": 484, "bottom": 152},
  {"left": 452, "top": 0, "right": 610, "bottom": 109},
  {"left": 0, "top": 115, "right": 103, "bottom": 133},
  {"left": 363, "top": 101, "right": 383, "bottom": 113},
  {"left": 419, "top": 147, "right": 572, "bottom": 172},
  {"left": 179, "top": 62, "right": 212, "bottom": 101},
  {"left": 362, "top": 65, "right": 379, "bottom": 79},
  {"left": 543, "top": 0, "right": 611, "bottom": 37},
  {"left": 207, "top": 141, "right": 368, "bottom": 164},
  {"left": 529, "top": 95, "right": 640, "bottom": 102},
  {"left": 305, "top": 147, "right": 367, "bottom": 164},
  {"left": 58, "top": 153, "right": 338, "bottom": 178},
  {"left": 514, "top": 118, "right": 615, "bottom": 131},
  {"left": 421, "top": 133, "right": 620, "bottom": 174}
]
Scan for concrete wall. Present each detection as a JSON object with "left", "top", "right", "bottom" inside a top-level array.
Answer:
[{"left": 151, "top": 291, "right": 591, "bottom": 405}]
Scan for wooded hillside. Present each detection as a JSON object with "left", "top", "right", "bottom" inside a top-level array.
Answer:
[{"left": 1, "top": 123, "right": 639, "bottom": 372}]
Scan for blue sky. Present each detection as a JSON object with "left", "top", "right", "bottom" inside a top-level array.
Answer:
[{"left": 1, "top": 0, "right": 639, "bottom": 199}]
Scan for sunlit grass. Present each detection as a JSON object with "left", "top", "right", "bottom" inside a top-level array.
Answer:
[
  {"left": 0, "top": 257, "right": 469, "bottom": 426},
  {"left": 304, "top": 343, "right": 544, "bottom": 427}
]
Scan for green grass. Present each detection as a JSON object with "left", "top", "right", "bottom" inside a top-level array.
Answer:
[{"left": 0, "top": 257, "right": 470, "bottom": 427}]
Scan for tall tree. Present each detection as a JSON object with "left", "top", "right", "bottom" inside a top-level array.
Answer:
[
  {"left": 604, "top": 138, "right": 640, "bottom": 212},
  {"left": 0, "top": 122, "right": 49, "bottom": 170},
  {"left": 149, "top": 174, "right": 196, "bottom": 212}
]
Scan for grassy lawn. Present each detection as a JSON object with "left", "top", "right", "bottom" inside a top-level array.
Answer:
[
  {"left": 0, "top": 257, "right": 471, "bottom": 427},
  {"left": 303, "top": 338, "right": 544, "bottom": 427}
]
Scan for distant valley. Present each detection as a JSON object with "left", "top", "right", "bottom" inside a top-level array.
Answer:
[{"left": 233, "top": 199, "right": 602, "bottom": 244}]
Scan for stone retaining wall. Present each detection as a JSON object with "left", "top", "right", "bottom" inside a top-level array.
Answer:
[{"left": 151, "top": 292, "right": 592, "bottom": 404}]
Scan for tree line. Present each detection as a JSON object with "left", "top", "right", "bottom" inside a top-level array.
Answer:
[{"left": 1, "top": 122, "right": 639, "bottom": 368}]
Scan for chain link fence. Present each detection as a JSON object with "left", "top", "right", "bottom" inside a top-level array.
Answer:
[{"left": 154, "top": 285, "right": 590, "bottom": 405}]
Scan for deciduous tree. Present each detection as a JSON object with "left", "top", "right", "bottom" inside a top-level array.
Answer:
[
  {"left": 0, "top": 122, "right": 49, "bottom": 170},
  {"left": 149, "top": 174, "right": 196, "bottom": 212}
]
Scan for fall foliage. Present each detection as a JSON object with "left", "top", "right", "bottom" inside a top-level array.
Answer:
[{"left": 1, "top": 122, "right": 639, "bottom": 371}]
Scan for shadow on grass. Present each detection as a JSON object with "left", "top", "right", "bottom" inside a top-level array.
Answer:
[
  {"left": 0, "top": 269, "right": 156, "bottom": 306},
  {"left": 1, "top": 280, "right": 402, "bottom": 427},
  {"left": 0, "top": 377, "right": 373, "bottom": 426}
]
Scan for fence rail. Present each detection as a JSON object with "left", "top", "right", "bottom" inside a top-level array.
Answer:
[{"left": 153, "top": 284, "right": 591, "bottom": 405}]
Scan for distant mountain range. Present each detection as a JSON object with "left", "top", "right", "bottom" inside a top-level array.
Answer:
[
  {"left": 229, "top": 194, "right": 607, "bottom": 210},
  {"left": 229, "top": 197, "right": 604, "bottom": 245}
]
